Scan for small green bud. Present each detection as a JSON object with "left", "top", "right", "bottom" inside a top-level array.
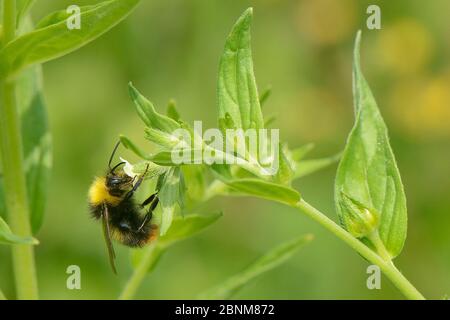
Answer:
[
  {"left": 218, "top": 113, "right": 236, "bottom": 132},
  {"left": 339, "top": 191, "right": 379, "bottom": 238}
]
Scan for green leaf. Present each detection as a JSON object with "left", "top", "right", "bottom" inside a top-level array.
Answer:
[
  {"left": 158, "top": 212, "right": 222, "bottom": 247},
  {"left": 228, "top": 179, "right": 300, "bottom": 205},
  {"left": 214, "top": 172, "right": 300, "bottom": 205},
  {"left": 259, "top": 85, "right": 272, "bottom": 107},
  {"left": 166, "top": 99, "right": 181, "bottom": 122},
  {"left": 129, "top": 83, "right": 180, "bottom": 133},
  {"left": 335, "top": 31, "right": 407, "bottom": 258},
  {"left": 121, "top": 159, "right": 167, "bottom": 181},
  {"left": 131, "top": 213, "right": 222, "bottom": 273},
  {"left": 0, "top": 0, "right": 140, "bottom": 79},
  {"left": 0, "top": 216, "right": 38, "bottom": 245},
  {"left": 119, "top": 135, "right": 151, "bottom": 160},
  {"left": 198, "top": 235, "right": 313, "bottom": 299},
  {"left": 294, "top": 153, "right": 341, "bottom": 180},
  {"left": 158, "top": 167, "right": 185, "bottom": 235},
  {"left": 0, "top": 168, "right": 5, "bottom": 222},
  {"left": 148, "top": 151, "right": 181, "bottom": 166},
  {"left": 18, "top": 20, "right": 52, "bottom": 233},
  {"left": 217, "top": 8, "right": 264, "bottom": 131},
  {"left": 144, "top": 128, "right": 181, "bottom": 149},
  {"left": 35, "top": 4, "right": 103, "bottom": 29},
  {"left": 129, "top": 84, "right": 190, "bottom": 150},
  {"left": 290, "top": 143, "right": 315, "bottom": 162},
  {"left": 18, "top": 64, "right": 52, "bottom": 234},
  {"left": 263, "top": 114, "right": 277, "bottom": 127},
  {"left": 16, "top": 0, "right": 36, "bottom": 26},
  {"left": 0, "top": 18, "right": 51, "bottom": 234},
  {"left": 182, "top": 165, "right": 206, "bottom": 203}
]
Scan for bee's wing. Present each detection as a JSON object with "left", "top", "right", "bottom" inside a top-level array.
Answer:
[{"left": 101, "top": 204, "right": 117, "bottom": 274}]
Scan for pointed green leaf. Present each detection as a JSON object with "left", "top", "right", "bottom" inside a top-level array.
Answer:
[
  {"left": 158, "top": 212, "right": 222, "bottom": 247},
  {"left": 294, "top": 153, "right": 341, "bottom": 180},
  {"left": 290, "top": 143, "right": 315, "bottom": 162},
  {"left": 216, "top": 174, "right": 300, "bottom": 206},
  {"left": 182, "top": 165, "right": 206, "bottom": 203},
  {"left": 217, "top": 8, "right": 264, "bottom": 131},
  {"left": 0, "top": 216, "right": 39, "bottom": 245},
  {"left": 148, "top": 151, "right": 181, "bottom": 166},
  {"left": 335, "top": 31, "right": 407, "bottom": 258},
  {"left": 166, "top": 99, "right": 181, "bottom": 122},
  {"left": 0, "top": 0, "right": 140, "bottom": 79},
  {"left": 263, "top": 114, "right": 277, "bottom": 127},
  {"left": 199, "top": 235, "right": 313, "bottom": 299},
  {"left": 119, "top": 135, "right": 151, "bottom": 160},
  {"left": 158, "top": 167, "right": 185, "bottom": 235},
  {"left": 121, "top": 159, "right": 167, "bottom": 181},
  {"left": 128, "top": 83, "right": 180, "bottom": 133},
  {"left": 144, "top": 127, "right": 185, "bottom": 149},
  {"left": 259, "top": 85, "right": 272, "bottom": 107},
  {"left": 141, "top": 149, "right": 200, "bottom": 166}
]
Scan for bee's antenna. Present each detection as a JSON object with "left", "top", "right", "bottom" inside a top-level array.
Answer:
[
  {"left": 108, "top": 141, "right": 121, "bottom": 171},
  {"left": 110, "top": 162, "right": 126, "bottom": 174}
]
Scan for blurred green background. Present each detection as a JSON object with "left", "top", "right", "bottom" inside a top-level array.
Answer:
[{"left": 1, "top": 0, "right": 449, "bottom": 299}]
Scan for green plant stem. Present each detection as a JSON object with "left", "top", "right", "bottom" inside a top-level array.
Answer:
[
  {"left": 118, "top": 243, "right": 160, "bottom": 300},
  {"left": 203, "top": 179, "right": 227, "bottom": 202},
  {"left": 368, "top": 230, "right": 392, "bottom": 262},
  {"left": 199, "top": 184, "right": 424, "bottom": 299},
  {"left": 0, "top": 0, "right": 39, "bottom": 300},
  {"left": 295, "top": 199, "right": 425, "bottom": 300}
]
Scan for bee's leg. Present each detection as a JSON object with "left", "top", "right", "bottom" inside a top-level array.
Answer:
[
  {"left": 138, "top": 196, "right": 159, "bottom": 232},
  {"left": 149, "top": 196, "right": 159, "bottom": 211},
  {"left": 140, "top": 192, "right": 158, "bottom": 208},
  {"left": 125, "top": 164, "right": 149, "bottom": 200},
  {"left": 137, "top": 213, "right": 151, "bottom": 232}
]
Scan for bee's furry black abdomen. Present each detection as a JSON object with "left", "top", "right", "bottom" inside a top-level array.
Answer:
[
  {"left": 88, "top": 175, "right": 158, "bottom": 249},
  {"left": 106, "top": 198, "right": 157, "bottom": 247}
]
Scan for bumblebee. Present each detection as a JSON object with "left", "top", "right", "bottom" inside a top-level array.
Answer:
[{"left": 88, "top": 142, "right": 159, "bottom": 273}]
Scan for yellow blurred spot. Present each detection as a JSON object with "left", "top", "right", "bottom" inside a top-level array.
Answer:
[
  {"left": 377, "top": 20, "right": 433, "bottom": 74},
  {"left": 389, "top": 75, "right": 450, "bottom": 138},
  {"left": 296, "top": 0, "right": 357, "bottom": 46}
]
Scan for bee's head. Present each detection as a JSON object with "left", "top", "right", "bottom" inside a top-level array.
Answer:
[
  {"left": 105, "top": 141, "right": 134, "bottom": 193},
  {"left": 106, "top": 169, "right": 133, "bottom": 191}
]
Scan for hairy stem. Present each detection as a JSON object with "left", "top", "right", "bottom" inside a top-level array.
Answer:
[
  {"left": 295, "top": 199, "right": 425, "bottom": 300},
  {"left": 118, "top": 243, "right": 161, "bottom": 300},
  {"left": 0, "top": 0, "right": 39, "bottom": 300}
]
